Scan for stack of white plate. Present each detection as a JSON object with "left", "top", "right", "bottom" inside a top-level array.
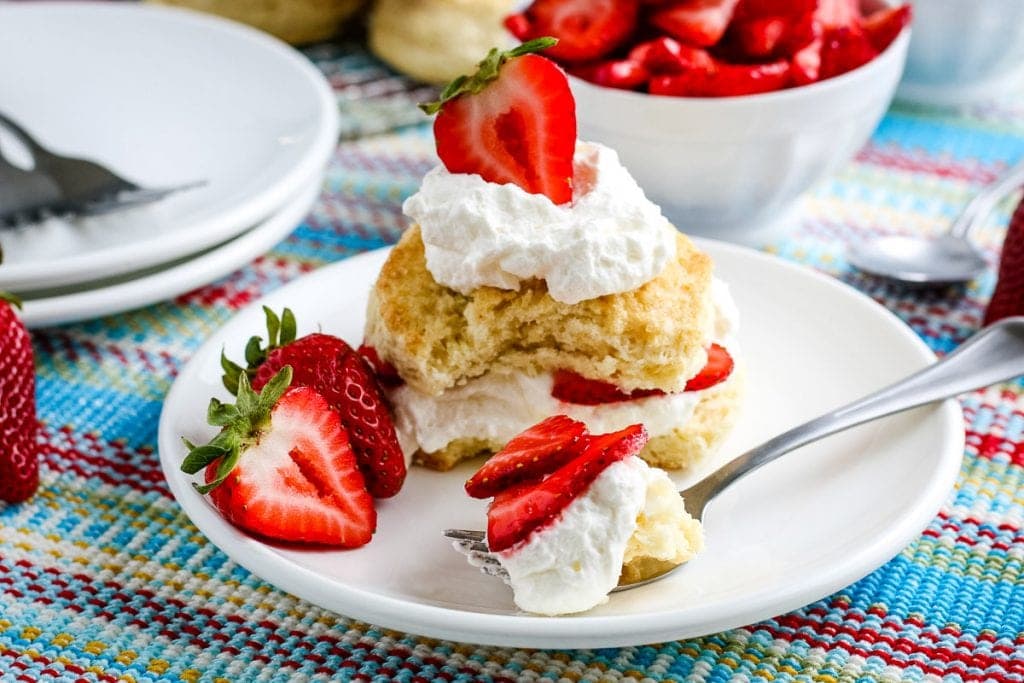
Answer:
[{"left": 0, "top": 2, "right": 340, "bottom": 327}]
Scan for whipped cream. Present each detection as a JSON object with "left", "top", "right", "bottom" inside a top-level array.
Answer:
[
  {"left": 402, "top": 142, "right": 676, "bottom": 305},
  {"left": 390, "top": 370, "right": 702, "bottom": 458},
  {"left": 497, "top": 456, "right": 702, "bottom": 615}
]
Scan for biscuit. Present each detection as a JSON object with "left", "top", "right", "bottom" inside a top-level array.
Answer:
[
  {"left": 150, "top": 0, "right": 364, "bottom": 44},
  {"left": 368, "top": 0, "right": 518, "bottom": 84},
  {"left": 365, "top": 225, "right": 715, "bottom": 397}
]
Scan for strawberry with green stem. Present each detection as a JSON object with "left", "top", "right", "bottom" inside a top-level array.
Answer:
[
  {"left": 181, "top": 367, "right": 376, "bottom": 546},
  {"left": 221, "top": 307, "right": 406, "bottom": 499},
  {"left": 420, "top": 37, "right": 577, "bottom": 205}
]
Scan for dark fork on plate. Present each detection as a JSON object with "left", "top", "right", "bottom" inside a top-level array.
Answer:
[
  {"left": 0, "top": 111, "right": 203, "bottom": 229},
  {"left": 447, "top": 317, "right": 1024, "bottom": 591}
]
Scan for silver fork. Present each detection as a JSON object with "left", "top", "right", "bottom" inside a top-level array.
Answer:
[
  {"left": 0, "top": 111, "right": 203, "bottom": 229},
  {"left": 446, "top": 316, "right": 1024, "bottom": 591}
]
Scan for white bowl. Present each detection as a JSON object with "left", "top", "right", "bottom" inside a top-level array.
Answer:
[
  {"left": 898, "top": 0, "right": 1024, "bottom": 106},
  {"left": 570, "top": 29, "right": 910, "bottom": 242}
]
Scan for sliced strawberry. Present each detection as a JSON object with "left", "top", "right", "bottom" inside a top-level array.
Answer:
[
  {"left": 423, "top": 43, "right": 576, "bottom": 204},
  {"left": 984, "top": 195, "right": 1024, "bottom": 325},
  {"left": 819, "top": 26, "right": 877, "bottom": 79},
  {"left": 226, "top": 308, "right": 406, "bottom": 498},
  {"left": 628, "top": 37, "right": 715, "bottom": 74},
  {"left": 465, "top": 415, "right": 588, "bottom": 499},
  {"left": 733, "top": 0, "right": 816, "bottom": 21},
  {"left": 182, "top": 370, "right": 376, "bottom": 547},
  {"left": 815, "top": 0, "right": 861, "bottom": 29},
  {"left": 861, "top": 5, "right": 911, "bottom": 53},
  {"left": 734, "top": 16, "right": 788, "bottom": 57},
  {"left": 575, "top": 59, "right": 650, "bottom": 90},
  {"left": 683, "top": 343, "right": 735, "bottom": 391},
  {"left": 508, "top": 0, "right": 639, "bottom": 63},
  {"left": 650, "top": 59, "right": 790, "bottom": 96},
  {"left": 551, "top": 370, "right": 664, "bottom": 404},
  {"left": 790, "top": 36, "right": 823, "bottom": 85},
  {"left": 649, "top": 0, "right": 741, "bottom": 48},
  {"left": 503, "top": 13, "right": 531, "bottom": 40},
  {"left": 486, "top": 424, "right": 649, "bottom": 552},
  {"left": 552, "top": 343, "right": 734, "bottom": 404},
  {"left": 357, "top": 343, "right": 404, "bottom": 389}
]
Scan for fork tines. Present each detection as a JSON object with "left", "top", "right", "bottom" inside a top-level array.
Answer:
[{"left": 444, "top": 529, "right": 511, "bottom": 585}]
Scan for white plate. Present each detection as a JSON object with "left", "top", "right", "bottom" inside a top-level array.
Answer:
[
  {"left": 21, "top": 176, "right": 321, "bottom": 328},
  {"left": 158, "top": 241, "right": 964, "bottom": 649},
  {"left": 0, "top": 2, "right": 338, "bottom": 290}
]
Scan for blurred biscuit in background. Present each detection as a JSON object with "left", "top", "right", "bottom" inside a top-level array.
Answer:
[
  {"left": 150, "top": 0, "right": 365, "bottom": 44},
  {"left": 369, "top": 0, "right": 517, "bottom": 84}
]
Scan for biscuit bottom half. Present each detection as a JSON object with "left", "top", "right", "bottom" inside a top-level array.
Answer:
[{"left": 412, "top": 368, "right": 745, "bottom": 473}]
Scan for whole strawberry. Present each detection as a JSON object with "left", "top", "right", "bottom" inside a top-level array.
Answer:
[
  {"left": 984, "top": 195, "right": 1024, "bottom": 325},
  {"left": 1, "top": 293, "right": 38, "bottom": 503}
]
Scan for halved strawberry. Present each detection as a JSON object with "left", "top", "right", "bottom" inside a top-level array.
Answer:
[
  {"left": 815, "top": 0, "right": 861, "bottom": 30},
  {"left": 732, "top": 16, "right": 789, "bottom": 58},
  {"left": 506, "top": 0, "right": 639, "bottom": 63},
  {"left": 181, "top": 368, "right": 376, "bottom": 547},
  {"left": 223, "top": 307, "right": 407, "bottom": 498},
  {"left": 628, "top": 37, "right": 715, "bottom": 74},
  {"left": 465, "top": 415, "right": 588, "bottom": 499},
  {"left": 649, "top": 0, "right": 741, "bottom": 48},
  {"left": 819, "top": 26, "right": 877, "bottom": 79},
  {"left": 552, "top": 343, "right": 734, "bottom": 403},
  {"left": 733, "top": 0, "right": 816, "bottom": 21},
  {"left": 486, "top": 424, "right": 649, "bottom": 552},
  {"left": 861, "top": 5, "right": 911, "bottom": 53},
  {"left": 421, "top": 40, "right": 576, "bottom": 205},
  {"left": 649, "top": 59, "right": 790, "bottom": 96},
  {"left": 574, "top": 59, "right": 650, "bottom": 90},
  {"left": 790, "top": 36, "right": 824, "bottom": 85}
]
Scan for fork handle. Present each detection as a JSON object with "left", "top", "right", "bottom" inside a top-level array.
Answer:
[
  {"left": 697, "top": 317, "right": 1024, "bottom": 503},
  {"left": 949, "top": 157, "right": 1024, "bottom": 239}
]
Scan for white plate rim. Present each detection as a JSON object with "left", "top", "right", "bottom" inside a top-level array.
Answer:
[
  {"left": 157, "top": 241, "right": 964, "bottom": 648},
  {"left": 0, "top": 1, "right": 339, "bottom": 290},
  {"left": 21, "top": 174, "right": 322, "bottom": 328}
]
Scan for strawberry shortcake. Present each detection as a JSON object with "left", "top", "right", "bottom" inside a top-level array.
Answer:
[{"left": 363, "top": 39, "right": 743, "bottom": 473}]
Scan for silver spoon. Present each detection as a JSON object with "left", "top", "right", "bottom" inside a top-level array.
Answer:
[
  {"left": 847, "top": 158, "right": 1024, "bottom": 285},
  {"left": 448, "top": 316, "right": 1024, "bottom": 591}
]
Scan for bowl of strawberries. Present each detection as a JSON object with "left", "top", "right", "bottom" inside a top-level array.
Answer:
[{"left": 507, "top": 0, "right": 911, "bottom": 241}]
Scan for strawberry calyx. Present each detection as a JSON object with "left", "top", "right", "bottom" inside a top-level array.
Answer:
[
  {"left": 221, "top": 306, "right": 297, "bottom": 395},
  {"left": 0, "top": 292, "right": 22, "bottom": 310},
  {"left": 418, "top": 37, "right": 558, "bottom": 116},
  {"left": 181, "top": 366, "right": 293, "bottom": 494}
]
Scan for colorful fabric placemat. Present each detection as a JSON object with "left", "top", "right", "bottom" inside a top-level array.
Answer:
[{"left": 2, "top": 44, "right": 1024, "bottom": 682}]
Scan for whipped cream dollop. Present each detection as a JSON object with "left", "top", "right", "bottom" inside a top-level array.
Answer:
[
  {"left": 402, "top": 142, "right": 676, "bottom": 305},
  {"left": 497, "top": 456, "right": 702, "bottom": 615},
  {"left": 391, "top": 370, "right": 701, "bottom": 459}
]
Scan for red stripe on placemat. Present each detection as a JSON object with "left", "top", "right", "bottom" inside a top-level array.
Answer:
[{"left": 856, "top": 145, "right": 1001, "bottom": 184}]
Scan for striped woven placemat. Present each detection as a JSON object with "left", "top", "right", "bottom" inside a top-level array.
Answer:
[{"left": 2, "top": 44, "right": 1024, "bottom": 682}]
